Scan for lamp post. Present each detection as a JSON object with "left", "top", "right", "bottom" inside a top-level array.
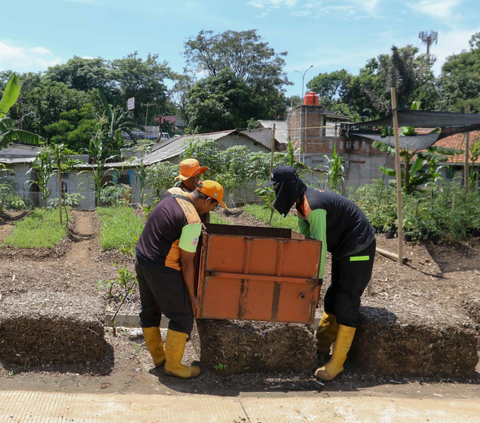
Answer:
[{"left": 295, "top": 65, "right": 313, "bottom": 100}]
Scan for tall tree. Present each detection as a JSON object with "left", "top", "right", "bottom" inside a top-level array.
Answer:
[
  {"left": 183, "top": 30, "right": 290, "bottom": 123},
  {"left": 437, "top": 32, "right": 480, "bottom": 112},
  {"left": 43, "top": 56, "right": 117, "bottom": 102},
  {"left": 17, "top": 81, "right": 94, "bottom": 138},
  {"left": 186, "top": 69, "right": 260, "bottom": 133},
  {"left": 110, "top": 52, "right": 172, "bottom": 123}
]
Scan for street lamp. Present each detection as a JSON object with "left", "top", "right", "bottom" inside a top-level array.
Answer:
[{"left": 295, "top": 65, "right": 314, "bottom": 100}]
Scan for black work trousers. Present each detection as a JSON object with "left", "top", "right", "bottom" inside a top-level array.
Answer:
[
  {"left": 135, "top": 254, "right": 194, "bottom": 334},
  {"left": 324, "top": 239, "right": 376, "bottom": 328}
]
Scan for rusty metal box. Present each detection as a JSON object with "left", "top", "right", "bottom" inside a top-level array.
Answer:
[{"left": 194, "top": 224, "right": 322, "bottom": 324}]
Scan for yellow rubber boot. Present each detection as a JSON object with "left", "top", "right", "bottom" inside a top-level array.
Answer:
[
  {"left": 316, "top": 312, "right": 339, "bottom": 354},
  {"left": 142, "top": 327, "right": 166, "bottom": 367},
  {"left": 164, "top": 329, "right": 201, "bottom": 379},
  {"left": 315, "top": 325, "right": 356, "bottom": 381}
]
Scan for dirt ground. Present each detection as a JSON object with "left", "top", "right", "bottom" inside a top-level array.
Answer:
[{"left": 0, "top": 208, "right": 479, "bottom": 399}]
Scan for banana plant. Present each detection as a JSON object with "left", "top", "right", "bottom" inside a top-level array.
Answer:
[
  {"left": 97, "top": 89, "right": 140, "bottom": 147},
  {"left": 374, "top": 140, "right": 463, "bottom": 194},
  {"left": 0, "top": 73, "right": 43, "bottom": 149}
]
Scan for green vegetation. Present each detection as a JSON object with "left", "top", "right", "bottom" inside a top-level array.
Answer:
[
  {"left": 209, "top": 212, "right": 230, "bottom": 225},
  {"left": 98, "top": 264, "right": 138, "bottom": 337},
  {"left": 3, "top": 208, "right": 68, "bottom": 248},
  {"left": 96, "top": 207, "right": 144, "bottom": 251},
  {"left": 349, "top": 180, "right": 480, "bottom": 243},
  {"left": 243, "top": 204, "right": 299, "bottom": 231}
]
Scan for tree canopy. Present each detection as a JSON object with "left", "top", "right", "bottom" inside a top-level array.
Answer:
[
  {"left": 2, "top": 29, "right": 480, "bottom": 154},
  {"left": 183, "top": 29, "right": 290, "bottom": 131},
  {"left": 437, "top": 32, "right": 480, "bottom": 113}
]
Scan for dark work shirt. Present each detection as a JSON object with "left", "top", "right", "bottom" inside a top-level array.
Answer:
[{"left": 136, "top": 196, "right": 189, "bottom": 265}]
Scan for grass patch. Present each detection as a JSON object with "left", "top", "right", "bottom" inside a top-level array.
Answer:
[
  {"left": 243, "top": 204, "right": 299, "bottom": 230},
  {"left": 2, "top": 208, "right": 68, "bottom": 248},
  {"left": 210, "top": 212, "right": 231, "bottom": 225},
  {"left": 97, "top": 207, "right": 144, "bottom": 251}
]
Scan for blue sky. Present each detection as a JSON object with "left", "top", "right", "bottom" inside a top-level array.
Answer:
[{"left": 1, "top": 0, "right": 479, "bottom": 97}]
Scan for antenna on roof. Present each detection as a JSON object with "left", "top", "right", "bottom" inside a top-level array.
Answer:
[{"left": 419, "top": 30, "right": 438, "bottom": 57}]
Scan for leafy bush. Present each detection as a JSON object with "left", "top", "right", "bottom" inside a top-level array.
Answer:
[
  {"left": 145, "top": 161, "right": 178, "bottom": 204},
  {"left": 100, "top": 185, "right": 131, "bottom": 207},
  {"left": 2, "top": 192, "right": 26, "bottom": 211},
  {"left": 47, "top": 192, "right": 85, "bottom": 209},
  {"left": 349, "top": 180, "right": 480, "bottom": 243}
]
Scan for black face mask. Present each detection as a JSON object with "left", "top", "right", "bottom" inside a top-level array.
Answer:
[{"left": 273, "top": 178, "right": 307, "bottom": 217}]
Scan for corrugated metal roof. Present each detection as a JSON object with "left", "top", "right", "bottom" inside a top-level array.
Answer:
[
  {"left": 143, "top": 130, "right": 237, "bottom": 165},
  {"left": 256, "top": 120, "right": 288, "bottom": 144},
  {"left": 0, "top": 157, "right": 36, "bottom": 164}
]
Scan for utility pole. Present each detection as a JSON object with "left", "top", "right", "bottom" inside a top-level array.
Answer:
[
  {"left": 294, "top": 65, "right": 314, "bottom": 100},
  {"left": 419, "top": 30, "right": 438, "bottom": 57},
  {"left": 141, "top": 102, "right": 155, "bottom": 139}
]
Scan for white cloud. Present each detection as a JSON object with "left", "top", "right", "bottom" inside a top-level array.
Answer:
[
  {"left": 62, "top": 0, "right": 98, "bottom": 4},
  {"left": 247, "top": 0, "right": 300, "bottom": 9},
  {"left": 406, "top": 0, "right": 463, "bottom": 19},
  {"left": 248, "top": 0, "right": 381, "bottom": 18},
  {"left": 0, "top": 41, "right": 62, "bottom": 72},
  {"left": 29, "top": 47, "right": 52, "bottom": 55}
]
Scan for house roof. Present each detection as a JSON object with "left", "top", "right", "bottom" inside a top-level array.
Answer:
[
  {"left": 0, "top": 157, "right": 36, "bottom": 165},
  {"left": 0, "top": 144, "right": 41, "bottom": 159},
  {"left": 433, "top": 130, "right": 480, "bottom": 164},
  {"left": 254, "top": 120, "right": 288, "bottom": 145},
  {"left": 143, "top": 130, "right": 237, "bottom": 165},
  {"left": 153, "top": 115, "right": 176, "bottom": 124}
]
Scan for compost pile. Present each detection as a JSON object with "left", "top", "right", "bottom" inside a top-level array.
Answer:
[{"left": 193, "top": 319, "right": 317, "bottom": 374}]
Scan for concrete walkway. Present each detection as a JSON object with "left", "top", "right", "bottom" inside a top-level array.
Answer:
[{"left": 1, "top": 390, "right": 480, "bottom": 422}]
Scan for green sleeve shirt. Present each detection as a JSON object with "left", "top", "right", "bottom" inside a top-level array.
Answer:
[
  {"left": 178, "top": 223, "right": 202, "bottom": 253},
  {"left": 298, "top": 209, "right": 328, "bottom": 279}
]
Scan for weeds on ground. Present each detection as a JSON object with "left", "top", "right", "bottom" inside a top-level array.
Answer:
[
  {"left": 243, "top": 204, "right": 298, "bottom": 230},
  {"left": 2, "top": 208, "right": 68, "bottom": 248},
  {"left": 97, "top": 206, "right": 144, "bottom": 251},
  {"left": 98, "top": 264, "right": 138, "bottom": 337},
  {"left": 209, "top": 212, "right": 231, "bottom": 225}
]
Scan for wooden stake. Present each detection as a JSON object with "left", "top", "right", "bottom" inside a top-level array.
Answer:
[
  {"left": 270, "top": 123, "right": 276, "bottom": 174},
  {"left": 390, "top": 87, "right": 404, "bottom": 266},
  {"left": 465, "top": 104, "right": 470, "bottom": 194},
  {"left": 58, "top": 159, "right": 62, "bottom": 226}
]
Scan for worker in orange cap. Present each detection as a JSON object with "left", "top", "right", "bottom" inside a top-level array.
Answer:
[
  {"left": 174, "top": 158, "right": 210, "bottom": 223},
  {"left": 136, "top": 180, "right": 227, "bottom": 379},
  {"left": 175, "top": 158, "right": 208, "bottom": 192}
]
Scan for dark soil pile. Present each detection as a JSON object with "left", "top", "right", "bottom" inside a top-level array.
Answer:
[
  {"left": 194, "top": 319, "right": 317, "bottom": 374},
  {"left": 350, "top": 306, "right": 478, "bottom": 377}
]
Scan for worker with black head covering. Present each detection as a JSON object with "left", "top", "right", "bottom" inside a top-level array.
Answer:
[{"left": 263, "top": 165, "right": 376, "bottom": 381}]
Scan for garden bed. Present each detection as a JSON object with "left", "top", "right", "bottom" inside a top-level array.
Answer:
[{"left": 0, "top": 207, "right": 479, "bottom": 391}]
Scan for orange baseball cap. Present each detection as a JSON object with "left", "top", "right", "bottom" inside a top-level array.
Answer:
[
  {"left": 197, "top": 180, "right": 228, "bottom": 209},
  {"left": 175, "top": 159, "right": 208, "bottom": 181}
]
